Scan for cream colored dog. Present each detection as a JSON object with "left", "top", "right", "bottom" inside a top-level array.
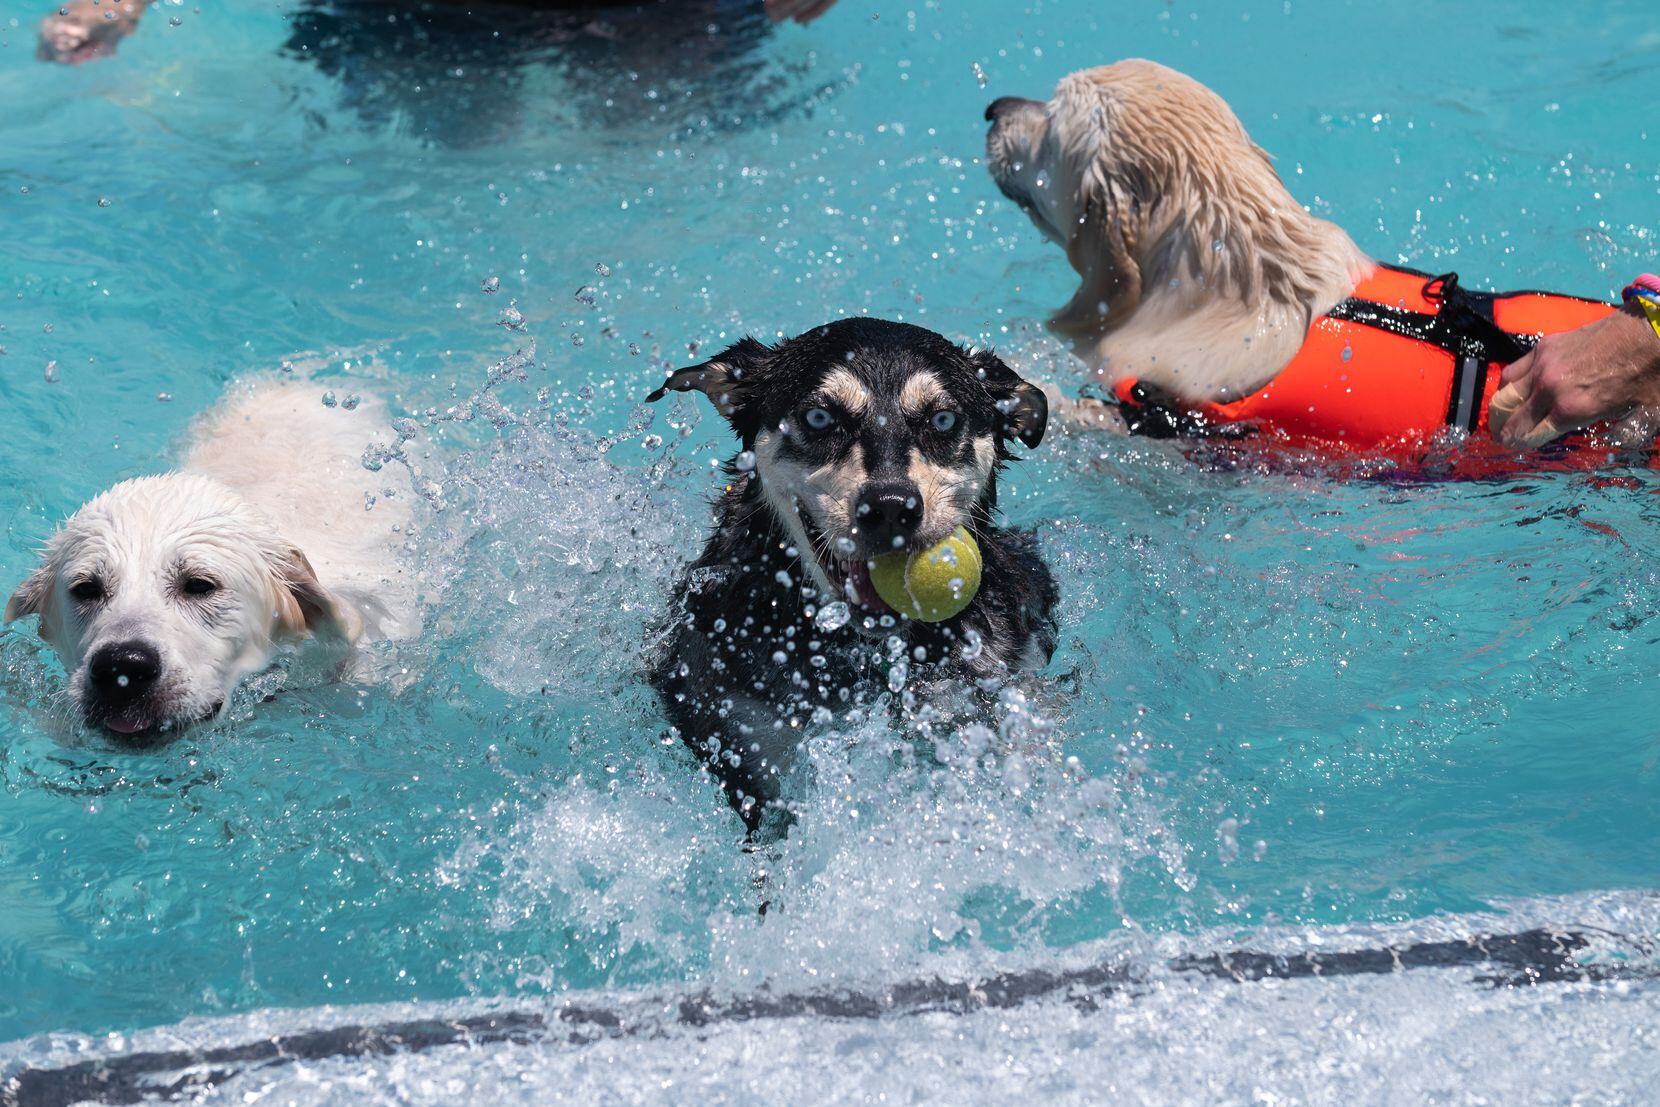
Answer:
[
  {"left": 6, "top": 379, "right": 417, "bottom": 742},
  {"left": 984, "top": 59, "right": 1373, "bottom": 421}
]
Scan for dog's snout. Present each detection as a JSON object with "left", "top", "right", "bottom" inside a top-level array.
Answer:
[
  {"left": 855, "top": 483, "right": 923, "bottom": 549},
  {"left": 89, "top": 642, "right": 161, "bottom": 701},
  {"left": 985, "top": 95, "right": 1038, "bottom": 122}
]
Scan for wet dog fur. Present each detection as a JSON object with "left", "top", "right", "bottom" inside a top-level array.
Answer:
[
  {"left": 983, "top": 59, "right": 1371, "bottom": 421},
  {"left": 6, "top": 378, "right": 417, "bottom": 743},
  {"left": 646, "top": 318, "right": 1058, "bottom": 832}
]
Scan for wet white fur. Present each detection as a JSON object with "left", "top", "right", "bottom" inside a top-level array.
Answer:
[
  {"left": 6, "top": 378, "right": 416, "bottom": 730},
  {"left": 988, "top": 59, "right": 1372, "bottom": 407}
]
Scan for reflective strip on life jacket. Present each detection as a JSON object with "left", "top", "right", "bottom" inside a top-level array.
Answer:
[{"left": 1114, "top": 265, "right": 1615, "bottom": 451}]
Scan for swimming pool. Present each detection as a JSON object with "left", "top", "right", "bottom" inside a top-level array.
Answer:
[{"left": 2, "top": 0, "right": 1658, "bottom": 1100}]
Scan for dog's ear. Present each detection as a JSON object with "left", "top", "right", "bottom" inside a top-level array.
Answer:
[
  {"left": 273, "top": 548, "right": 357, "bottom": 643},
  {"left": 5, "top": 567, "right": 51, "bottom": 624},
  {"left": 971, "top": 350, "right": 1049, "bottom": 449},
  {"left": 645, "top": 338, "right": 771, "bottom": 426}
]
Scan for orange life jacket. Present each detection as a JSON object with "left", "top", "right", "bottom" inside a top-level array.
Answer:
[{"left": 1112, "top": 264, "right": 1615, "bottom": 452}]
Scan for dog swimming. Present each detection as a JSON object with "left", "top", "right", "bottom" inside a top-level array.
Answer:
[
  {"left": 983, "top": 59, "right": 1625, "bottom": 456},
  {"left": 6, "top": 377, "right": 418, "bottom": 743},
  {"left": 645, "top": 318, "right": 1059, "bottom": 831}
]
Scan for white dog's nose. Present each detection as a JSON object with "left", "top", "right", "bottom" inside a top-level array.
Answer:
[{"left": 89, "top": 642, "right": 161, "bottom": 701}]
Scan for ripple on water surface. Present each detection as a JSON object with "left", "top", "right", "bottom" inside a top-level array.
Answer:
[{"left": 0, "top": 0, "right": 1657, "bottom": 1077}]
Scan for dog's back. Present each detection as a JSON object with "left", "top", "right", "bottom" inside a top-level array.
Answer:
[{"left": 185, "top": 378, "right": 418, "bottom": 641}]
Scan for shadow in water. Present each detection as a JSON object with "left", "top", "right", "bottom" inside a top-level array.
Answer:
[{"left": 281, "top": 0, "right": 790, "bottom": 145}]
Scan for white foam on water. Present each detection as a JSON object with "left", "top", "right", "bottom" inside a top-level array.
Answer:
[
  {"left": 419, "top": 380, "right": 706, "bottom": 700},
  {"left": 6, "top": 891, "right": 1657, "bottom": 1107}
]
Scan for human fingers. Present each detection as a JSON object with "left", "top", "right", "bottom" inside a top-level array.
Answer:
[
  {"left": 792, "top": 0, "right": 840, "bottom": 22},
  {"left": 1496, "top": 371, "right": 1558, "bottom": 448},
  {"left": 1487, "top": 380, "right": 1524, "bottom": 441},
  {"left": 1516, "top": 413, "right": 1567, "bottom": 450},
  {"left": 763, "top": 0, "right": 812, "bottom": 23},
  {"left": 1498, "top": 344, "right": 1540, "bottom": 388}
]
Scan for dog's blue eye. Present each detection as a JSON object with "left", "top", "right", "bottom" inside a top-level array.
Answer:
[
  {"left": 803, "top": 407, "right": 836, "bottom": 432},
  {"left": 931, "top": 410, "right": 959, "bottom": 433}
]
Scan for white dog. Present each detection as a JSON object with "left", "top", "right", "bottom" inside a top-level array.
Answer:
[
  {"left": 984, "top": 59, "right": 1368, "bottom": 410},
  {"left": 5, "top": 379, "right": 417, "bottom": 741},
  {"left": 982, "top": 59, "right": 1629, "bottom": 451}
]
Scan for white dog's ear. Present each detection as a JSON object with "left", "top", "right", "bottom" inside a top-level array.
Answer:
[
  {"left": 1052, "top": 173, "right": 1144, "bottom": 342},
  {"left": 5, "top": 568, "right": 50, "bottom": 623},
  {"left": 273, "top": 548, "right": 357, "bottom": 643}
]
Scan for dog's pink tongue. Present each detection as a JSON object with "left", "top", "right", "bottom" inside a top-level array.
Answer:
[
  {"left": 847, "top": 558, "right": 892, "bottom": 614},
  {"left": 104, "top": 714, "right": 149, "bottom": 735}
]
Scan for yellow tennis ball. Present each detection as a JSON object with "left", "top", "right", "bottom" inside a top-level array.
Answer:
[{"left": 870, "top": 527, "right": 982, "bottom": 623}]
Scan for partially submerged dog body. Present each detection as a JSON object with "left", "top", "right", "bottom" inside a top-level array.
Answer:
[
  {"left": 647, "top": 318, "right": 1059, "bottom": 831},
  {"left": 984, "top": 59, "right": 1636, "bottom": 454},
  {"left": 984, "top": 59, "right": 1371, "bottom": 415},
  {"left": 6, "top": 378, "right": 418, "bottom": 743}
]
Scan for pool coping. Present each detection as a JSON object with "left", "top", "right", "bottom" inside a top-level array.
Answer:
[{"left": 3, "top": 925, "right": 1645, "bottom": 1107}]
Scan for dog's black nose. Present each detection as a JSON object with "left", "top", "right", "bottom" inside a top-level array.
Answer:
[
  {"left": 985, "top": 96, "right": 1035, "bottom": 122},
  {"left": 88, "top": 642, "right": 161, "bottom": 702},
  {"left": 855, "top": 484, "right": 923, "bottom": 550}
]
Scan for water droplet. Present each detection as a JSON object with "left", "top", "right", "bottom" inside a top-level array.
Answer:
[
  {"left": 341, "top": 394, "right": 361, "bottom": 411},
  {"left": 594, "top": 262, "right": 612, "bottom": 277},
  {"left": 887, "top": 656, "right": 909, "bottom": 693},
  {"left": 1341, "top": 344, "right": 1353, "bottom": 363},
  {"left": 734, "top": 450, "right": 756, "bottom": 472},
  {"left": 480, "top": 275, "right": 500, "bottom": 294},
  {"left": 1216, "top": 817, "right": 1240, "bottom": 863},
  {"left": 971, "top": 61, "right": 987, "bottom": 88},
  {"left": 43, "top": 360, "right": 58, "bottom": 383},
  {"left": 320, "top": 391, "right": 338, "bottom": 408},
  {"left": 97, "top": 197, "right": 111, "bottom": 208},
  {"left": 774, "top": 569, "right": 793, "bottom": 589},
  {"left": 156, "top": 392, "right": 173, "bottom": 403},
  {"left": 169, "top": 15, "right": 181, "bottom": 25},
  {"left": 815, "top": 601, "right": 851, "bottom": 631},
  {"left": 574, "top": 285, "right": 597, "bottom": 306},
  {"left": 116, "top": 674, "right": 130, "bottom": 689}
]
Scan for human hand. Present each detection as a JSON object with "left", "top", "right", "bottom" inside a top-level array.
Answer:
[
  {"left": 1488, "top": 303, "right": 1660, "bottom": 448},
  {"left": 764, "top": 0, "right": 840, "bottom": 24},
  {"left": 38, "top": 0, "right": 149, "bottom": 65}
]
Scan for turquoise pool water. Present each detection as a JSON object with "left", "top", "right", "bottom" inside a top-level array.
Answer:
[{"left": 1, "top": 0, "right": 1658, "bottom": 1094}]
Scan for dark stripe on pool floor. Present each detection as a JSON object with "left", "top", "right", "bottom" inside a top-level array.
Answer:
[{"left": 0, "top": 928, "right": 1635, "bottom": 1107}]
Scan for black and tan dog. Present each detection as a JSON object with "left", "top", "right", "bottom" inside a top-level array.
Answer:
[{"left": 646, "top": 318, "right": 1058, "bottom": 832}]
